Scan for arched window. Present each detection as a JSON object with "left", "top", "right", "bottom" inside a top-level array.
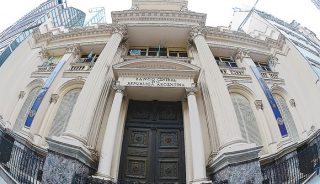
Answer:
[
  {"left": 231, "top": 93, "right": 262, "bottom": 146},
  {"left": 14, "top": 86, "right": 41, "bottom": 131},
  {"left": 273, "top": 94, "right": 299, "bottom": 141},
  {"left": 48, "top": 88, "right": 81, "bottom": 137}
]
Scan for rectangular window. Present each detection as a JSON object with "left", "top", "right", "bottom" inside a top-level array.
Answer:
[
  {"left": 254, "top": 61, "right": 271, "bottom": 71},
  {"left": 128, "top": 48, "right": 147, "bottom": 56},
  {"left": 215, "top": 56, "right": 237, "bottom": 67},
  {"left": 168, "top": 49, "right": 188, "bottom": 58}
]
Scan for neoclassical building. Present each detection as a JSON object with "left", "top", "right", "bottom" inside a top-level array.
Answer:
[{"left": 1, "top": 0, "right": 320, "bottom": 184}]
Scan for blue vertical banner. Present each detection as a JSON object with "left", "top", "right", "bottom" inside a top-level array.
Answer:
[
  {"left": 250, "top": 66, "right": 288, "bottom": 137},
  {"left": 24, "top": 60, "right": 66, "bottom": 128}
]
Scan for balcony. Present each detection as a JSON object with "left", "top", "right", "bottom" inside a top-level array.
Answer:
[
  {"left": 68, "top": 61, "right": 94, "bottom": 71},
  {"left": 260, "top": 71, "right": 284, "bottom": 84},
  {"left": 219, "top": 66, "right": 251, "bottom": 81},
  {"left": 37, "top": 64, "right": 56, "bottom": 72},
  {"left": 63, "top": 58, "right": 96, "bottom": 78},
  {"left": 123, "top": 55, "right": 192, "bottom": 64}
]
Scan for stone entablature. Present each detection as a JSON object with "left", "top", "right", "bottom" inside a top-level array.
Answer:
[
  {"left": 111, "top": 10, "right": 206, "bottom": 26},
  {"left": 33, "top": 24, "right": 113, "bottom": 44}
]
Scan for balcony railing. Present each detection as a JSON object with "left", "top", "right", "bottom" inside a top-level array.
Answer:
[
  {"left": 69, "top": 61, "right": 95, "bottom": 71},
  {"left": 37, "top": 64, "right": 57, "bottom": 72},
  {"left": 0, "top": 134, "right": 46, "bottom": 184},
  {"left": 260, "top": 71, "right": 279, "bottom": 79},
  {"left": 261, "top": 141, "right": 320, "bottom": 184},
  {"left": 219, "top": 66, "right": 246, "bottom": 76},
  {"left": 123, "top": 55, "right": 192, "bottom": 64}
]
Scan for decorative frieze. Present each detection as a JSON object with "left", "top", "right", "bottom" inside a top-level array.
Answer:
[{"left": 111, "top": 10, "right": 206, "bottom": 26}]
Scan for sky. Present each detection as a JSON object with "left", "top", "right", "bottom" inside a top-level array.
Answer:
[{"left": 0, "top": 0, "right": 319, "bottom": 37}]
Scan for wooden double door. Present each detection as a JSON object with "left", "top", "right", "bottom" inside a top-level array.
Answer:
[{"left": 118, "top": 100, "right": 186, "bottom": 184}]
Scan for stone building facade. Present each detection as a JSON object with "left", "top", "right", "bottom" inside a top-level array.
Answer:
[{"left": 1, "top": 0, "right": 320, "bottom": 184}]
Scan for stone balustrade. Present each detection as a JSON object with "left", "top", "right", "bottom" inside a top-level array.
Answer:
[
  {"left": 219, "top": 66, "right": 246, "bottom": 76},
  {"left": 123, "top": 55, "right": 192, "bottom": 63},
  {"left": 260, "top": 71, "right": 279, "bottom": 79},
  {"left": 37, "top": 64, "right": 57, "bottom": 72},
  {"left": 69, "top": 62, "right": 94, "bottom": 71}
]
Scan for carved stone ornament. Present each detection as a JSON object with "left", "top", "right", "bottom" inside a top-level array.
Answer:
[
  {"left": 289, "top": 99, "right": 296, "bottom": 107},
  {"left": 185, "top": 83, "right": 198, "bottom": 96},
  {"left": 189, "top": 26, "right": 207, "bottom": 41},
  {"left": 39, "top": 47, "right": 49, "bottom": 61},
  {"left": 234, "top": 49, "right": 250, "bottom": 62},
  {"left": 112, "top": 24, "right": 128, "bottom": 38},
  {"left": 66, "top": 44, "right": 81, "bottom": 57},
  {"left": 112, "top": 81, "right": 125, "bottom": 94},
  {"left": 254, "top": 100, "right": 263, "bottom": 110},
  {"left": 50, "top": 94, "right": 59, "bottom": 104},
  {"left": 18, "top": 91, "right": 25, "bottom": 99},
  {"left": 268, "top": 55, "right": 279, "bottom": 68}
]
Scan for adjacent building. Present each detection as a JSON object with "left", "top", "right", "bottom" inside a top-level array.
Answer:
[
  {"left": 312, "top": 0, "right": 320, "bottom": 10},
  {"left": 0, "top": 0, "right": 85, "bottom": 66},
  {"left": 1, "top": 0, "right": 320, "bottom": 184}
]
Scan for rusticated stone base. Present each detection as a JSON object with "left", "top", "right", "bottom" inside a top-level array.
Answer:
[
  {"left": 211, "top": 160, "right": 263, "bottom": 184},
  {"left": 42, "top": 151, "right": 91, "bottom": 184}
]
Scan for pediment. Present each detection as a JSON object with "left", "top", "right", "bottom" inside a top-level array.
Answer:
[{"left": 113, "top": 57, "right": 200, "bottom": 80}]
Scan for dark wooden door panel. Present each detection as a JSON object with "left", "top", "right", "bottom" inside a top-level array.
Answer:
[{"left": 119, "top": 101, "right": 185, "bottom": 184}]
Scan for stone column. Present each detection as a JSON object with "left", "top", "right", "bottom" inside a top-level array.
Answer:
[
  {"left": 62, "top": 24, "right": 127, "bottom": 144},
  {"left": 186, "top": 85, "right": 211, "bottom": 184},
  {"left": 190, "top": 26, "right": 244, "bottom": 148},
  {"left": 95, "top": 82, "right": 125, "bottom": 181},
  {"left": 190, "top": 27, "right": 262, "bottom": 184}
]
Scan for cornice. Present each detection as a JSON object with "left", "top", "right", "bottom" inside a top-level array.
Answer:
[
  {"left": 205, "top": 26, "right": 285, "bottom": 53},
  {"left": 33, "top": 24, "right": 113, "bottom": 44},
  {"left": 205, "top": 26, "right": 270, "bottom": 48},
  {"left": 111, "top": 10, "right": 206, "bottom": 26}
]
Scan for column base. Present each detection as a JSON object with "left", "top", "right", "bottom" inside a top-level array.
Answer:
[
  {"left": 190, "top": 178, "right": 212, "bottom": 184},
  {"left": 208, "top": 143, "right": 263, "bottom": 184},
  {"left": 42, "top": 136, "right": 98, "bottom": 184}
]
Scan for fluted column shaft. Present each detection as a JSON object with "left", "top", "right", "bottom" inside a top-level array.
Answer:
[
  {"left": 191, "top": 27, "right": 244, "bottom": 148},
  {"left": 96, "top": 85, "right": 124, "bottom": 180},
  {"left": 186, "top": 88, "right": 208, "bottom": 182},
  {"left": 63, "top": 25, "right": 127, "bottom": 144}
]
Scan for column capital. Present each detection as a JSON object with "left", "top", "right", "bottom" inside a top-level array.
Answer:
[
  {"left": 189, "top": 26, "right": 207, "bottom": 41},
  {"left": 49, "top": 94, "right": 59, "bottom": 104},
  {"left": 186, "top": 83, "right": 198, "bottom": 96},
  {"left": 254, "top": 100, "right": 263, "bottom": 110},
  {"left": 65, "top": 44, "right": 81, "bottom": 58},
  {"left": 234, "top": 49, "right": 250, "bottom": 62},
  {"left": 39, "top": 47, "right": 49, "bottom": 61},
  {"left": 112, "top": 81, "right": 125, "bottom": 94},
  {"left": 112, "top": 24, "right": 128, "bottom": 38},
  {"left": 268, "top": 55, "right": 279, "bottom": 69}
]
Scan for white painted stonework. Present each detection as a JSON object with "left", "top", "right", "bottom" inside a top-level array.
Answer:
[{"left": 0, "top": 0, "right": 320, "bottom": 183}]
